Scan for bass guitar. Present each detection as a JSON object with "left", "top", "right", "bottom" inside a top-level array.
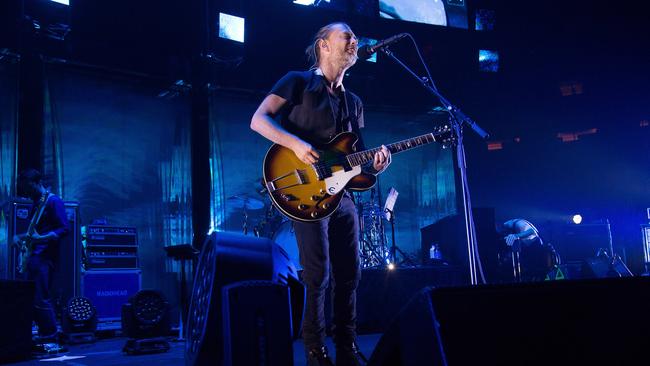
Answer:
[{"left": 263, "top": 125, "right": 454, "bottom": 222}]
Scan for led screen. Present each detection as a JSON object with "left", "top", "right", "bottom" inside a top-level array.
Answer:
[{"left": 218, "top": 13, "right": 245, "bottom": 43}]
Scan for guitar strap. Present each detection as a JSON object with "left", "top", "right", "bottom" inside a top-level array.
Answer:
[
  {"left": 343, "top": 91, "right": 366, "bottom": 150},
  {"left": 27, "top": 192, "right": 53, "bottom": 235}
]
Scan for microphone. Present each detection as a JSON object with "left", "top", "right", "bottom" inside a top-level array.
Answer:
[{"left": 357, "top": 33, "right": 408, "bottom": 60}]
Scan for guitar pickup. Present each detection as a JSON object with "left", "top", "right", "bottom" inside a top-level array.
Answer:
[{"left": 311, "top": 163, "right": 331, "bottom": 180}]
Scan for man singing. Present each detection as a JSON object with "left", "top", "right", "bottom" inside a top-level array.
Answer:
[{"left": 251, "top": 22, "right": 390, "bottom": 366}]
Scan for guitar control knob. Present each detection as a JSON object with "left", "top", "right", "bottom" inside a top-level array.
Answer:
[
  {"left": 311, "top": 211, "right": 319, "bottom": 218},
  {"left": 319, "top": 189, "right": 326, "bottom": 195},
  {"left": 311, "top": 195, "right": 321, "bottom": 201},
  {"left": 298, "top": 204, "right": 309, "bottom": 210},
  {"left": 322, "top": 203, "right": 330, "bottom": 209}
]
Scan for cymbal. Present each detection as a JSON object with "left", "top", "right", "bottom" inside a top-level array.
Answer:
[{"left": 227, "top": 195, "right": 264, "bottom": 210}]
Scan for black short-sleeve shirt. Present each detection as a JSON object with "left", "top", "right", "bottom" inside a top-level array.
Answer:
[{"left": 269, "top": 70, "right": 366, "bottom": 149}]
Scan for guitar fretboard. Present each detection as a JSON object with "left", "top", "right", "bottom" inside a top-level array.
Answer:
[{"left": 346, "top": 133, "right": 438, "bottom": 167}]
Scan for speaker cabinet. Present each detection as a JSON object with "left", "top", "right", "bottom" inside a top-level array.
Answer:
[
  {"left": 555, "top": 223, "right": 614, "bottom": 262},
  {"left": 420, "top": 208, "right": 500, "bottom": 282},
  {"left": 184, "top": 232, "right": 304, "bottom": 366},
  {"left": 81, "top": 269, "right": 141, "bottom": 323},
  {"left": 0, "top": 280, "right": 35, "bottom": 363},
  {"left": 221, "top": 281, "right": 294, "bottom": 366}
]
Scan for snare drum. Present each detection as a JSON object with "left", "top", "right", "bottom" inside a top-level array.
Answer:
[{"left": 272, "top": 221, "right": 302, "bottom": 270}]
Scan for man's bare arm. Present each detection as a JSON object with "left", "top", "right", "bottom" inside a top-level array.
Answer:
[{"left": 251, "top": 94, "right": 320, "bottom": 164}]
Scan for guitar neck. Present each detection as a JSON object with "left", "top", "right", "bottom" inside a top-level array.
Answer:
[{"left": 347, "top": 133, "right": 438, "bottom": 167}]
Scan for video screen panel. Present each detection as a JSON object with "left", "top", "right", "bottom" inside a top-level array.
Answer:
[
  {"left": 379, "top": 0, "right": 468, "bottom": 29},
  {"left": 218, "top": 13, "right": 245, "bottom": 43}
]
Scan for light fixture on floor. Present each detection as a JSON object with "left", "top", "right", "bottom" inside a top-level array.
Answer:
[
  {"left": 62, "top": 296, "right": 97, "bottom": 344},
  {"left": 121, "top": 290, "right": 171, "bottom": 355}
]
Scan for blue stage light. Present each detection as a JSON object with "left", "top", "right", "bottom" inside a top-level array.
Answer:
[
  {"left": 572, "top": 214, "right": 583, "bottom": 225},
  {"left": 293, "top": 0, "right": 333, "bottom": 5},
  {"left": 476, "top": 9, "right": 496, "bottom": 31},
  {"left": 218, "top": 13, "right": 245, "bottom": 43},
  {"left": 479, "top": 49, "right": 499, "bottom": 72}
]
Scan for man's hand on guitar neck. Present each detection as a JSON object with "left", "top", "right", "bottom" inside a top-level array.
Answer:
[{"left": 372, "top": 145, "right": 391, "bottom": 174}]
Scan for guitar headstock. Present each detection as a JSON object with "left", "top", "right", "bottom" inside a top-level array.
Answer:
[{"left": 433, "top": 124, "right": 457, "bottom": 149}]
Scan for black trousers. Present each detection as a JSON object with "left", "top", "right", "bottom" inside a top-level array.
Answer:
[
  {"left": 293, "top": 195, "right": 361, "bottom": 350},
  {"left": 24, "top": 255, "right": 58, "bottom": 337}
]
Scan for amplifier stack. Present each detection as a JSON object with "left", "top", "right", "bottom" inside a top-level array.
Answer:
[
  {"left": 82, "top": 225, "right": 141, "bottom": 326},
  {"left": 84, "top": 225, "right": 138, "bottom": 270}
]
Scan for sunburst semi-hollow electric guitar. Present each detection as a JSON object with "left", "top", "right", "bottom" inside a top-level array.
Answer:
[{"left": 263, "top": 125, "right": 455, "bottom": 222}]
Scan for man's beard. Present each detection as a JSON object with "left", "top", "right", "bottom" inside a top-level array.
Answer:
[{"left": 340, "top": 52, "right": 357, "bottom": 69}]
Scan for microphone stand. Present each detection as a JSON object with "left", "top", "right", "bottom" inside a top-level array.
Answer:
[
  {"left": 380, "top": 47, "right": 490, "bottom": 285},
  {"left": 385, "top": 208, "right": 413, "bottom": 266}
]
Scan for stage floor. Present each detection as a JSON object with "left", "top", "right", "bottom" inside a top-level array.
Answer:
[{"left": 5, "top": 334, "right": 382, "bottom": 366}]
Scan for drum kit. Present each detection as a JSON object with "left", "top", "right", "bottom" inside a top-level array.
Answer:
[
  {"left": 355, "top": 191, "right": 389, "bottom": 268},
  {"left": 226, "top": 181, "right": 301, "bottom": 269},
  {"left": 227, "top": 180, "right": 390, "bottom": 270}
]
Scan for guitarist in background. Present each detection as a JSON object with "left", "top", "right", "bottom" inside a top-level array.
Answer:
[
  {"left": 251, "top": 22, "right": 390, "bottom": 366},
  {"left": 16, "top": 169, "right": 69, "bottom": 342}
]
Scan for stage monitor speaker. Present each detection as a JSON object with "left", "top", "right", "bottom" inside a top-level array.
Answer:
[
  {"left": 0, "top": 280, "right": 35, "bottom": 363},
  {"left": 184, "top": 232, "right": 304, "bottom": 366},
  {"left": 354, "top": 266, "right": 464, "bottom": 334},
  {"left": 367, "top": 287, "right": 447, "bottom": 366},
  {"left": 221, "top": 281, "right": 294, "bottom": 366},
  {"left": 547, "top": 256, "right": 635, "bottom": 280},
  {"left": 6, "top": 200, "right": 81, "bottom": 314},
  {"left": 370, "top": 277, "right": 650, "bottom": 365}
]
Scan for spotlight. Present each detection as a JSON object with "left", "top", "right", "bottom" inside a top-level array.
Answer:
[
  {"left": 572, "top": 215, "right": 583, "bottom": 225},
  {"left": 62, "top": 297, "right": 97, "bottom": 344},
  {"left": 122, "top": 290, "right": 171, "bottom": 355},
  {"left": 388, "top": 263, "right": 395, "bottom": 270},
  {"left": 478, "top": 49, "right": 499, "bottom": 72}
]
